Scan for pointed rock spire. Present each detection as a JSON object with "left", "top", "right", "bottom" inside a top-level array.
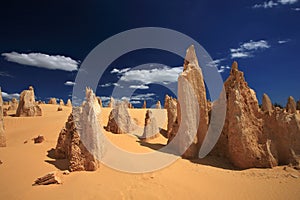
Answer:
[
  {"left": 262, "top": 93, "right": 273, "bottom": 113},
  {"left": 286, "top": 96, "right": 297, "bottom": 114}
]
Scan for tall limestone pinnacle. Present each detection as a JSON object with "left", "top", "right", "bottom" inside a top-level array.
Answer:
[
  {"left": 0, "top": 87, "right": 6, "bottom": 147},
  {"left": 16, "top": 86, "right": 42, "bottom": 117},
  {"left": 55, "top": 88, "right": 104, "bottom": 171},
  {"left": 168, "top": 45, "right": 208, "bottom": 158},
  {"left": 262, "top": 93, "right": 273, "bottom": 113}
]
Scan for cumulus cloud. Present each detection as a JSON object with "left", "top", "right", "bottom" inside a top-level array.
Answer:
[
  {"left": 230, "top": 40, "right": 270, "bottom": 59},
  {"left": 1, "top": 91, "right": 20, "bottom": 100},
  {"left": 119, "top": 66, "right": 183, "bottom": 85},
  {"left": 253, "top": 0, "right": 298, "bottom": 8},
  {"left": 129, "top": 100, "right": 141, "bottom": 104},
  {"left": 129, "top": 85, "right": 149, "bottom": 90},
  {"left": 130, "top": 93, "right": 156, "bottom": 101},
  {"left": 64, "top": 81, "right": 76, "bottom": 86},
  {"left": 1, "top": 52, "right": 79, "bottom": 71},
  {"left": 292, "top": 7, "right": 300, "bottom": 10}
]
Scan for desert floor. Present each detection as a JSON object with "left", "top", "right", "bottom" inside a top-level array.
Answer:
[{"left": 0, "top": 104, "right": 299, "bottom": 200}]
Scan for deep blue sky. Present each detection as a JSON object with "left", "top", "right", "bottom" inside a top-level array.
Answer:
[{"left": 0, "top": 0, "right": 299, "bottom": 107}]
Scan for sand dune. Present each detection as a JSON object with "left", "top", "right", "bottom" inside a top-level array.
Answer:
[{"left": 0, "top": 104, "right": 299, "bottom": 199}]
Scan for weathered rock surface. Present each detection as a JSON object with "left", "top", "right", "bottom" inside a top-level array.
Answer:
[
  {"left": 0, "top": 87, "right": 6, "bottom": 147},
  {"left": 142, "top": 100, "right": 146, "bottom": 109},
  {"left": 286, "top": 96, "right": 297, "bottom": 114},
  {"left": 16, "top": 86, "right": 42, "bottom": 117},
  {"left": 168, "top": 45, "right": 208, "bottom": 159},
  {"left": 141, "top": 110, "right": 159, "bottom": 141},
  {"left": 55, "top": 88, "right": 103, "bottom": 171},
  {"left": 155, "top": 101, "right": 161, "bottom": 109},
  {"left": 215, "top": 62, "right": 276, "bottom": 169},
  {"left": 105, "top": 101, "right": 136, "bottom": 134},
  {"left": 66, "top": 99, "right": 72, "bottom": 107},
  {"left": 297, "top": 100, "right": 300, "bottom": 111},
  {"left": 48, "top": 98, "right": 57, "bottom": 105},
  {"left": 262, "top": 93, "right": 273, "bottom": 113},
  {"left": 34, "top": 135, "right": 45, "bottom": 143},
  {"left": 33, "top": 171, "right": 62, "bottom": 185}
]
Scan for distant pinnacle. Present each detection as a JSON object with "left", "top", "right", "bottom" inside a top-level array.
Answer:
[{"left": 230, "top": 61, "right": 239, "bottom": 75}]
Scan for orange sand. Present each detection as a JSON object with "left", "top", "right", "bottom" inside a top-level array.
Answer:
[{"left": 0, "top": 104, "right": 299, "bottom": 199}]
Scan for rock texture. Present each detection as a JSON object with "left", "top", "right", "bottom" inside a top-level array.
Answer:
[
  {"left": 16, "top": 86, "right": 42, "bottom": 117},
  {"left": 48, "top": 98, "right": 57, "bottom": 105},
  {"left": 286, "top": 96, "right": 297, "bottom": 114},
  {"left": 105, "top": 101, "right": 136, "bottom": 134},
  {"left": 33, "top": 135, "right": 45, "bottom": 143},
  {"left": 57, "top": 105, "right": 63, "bottom": 111},
  {"left": 55, "top": 88, "right": 103, "bottom": 171},
  {"left": 0, "top": 87, "right": 6, "bottom": 147},
  {"left": 262, "top": 93, "right": 273, "bottom": 113},
  {"left": 213, "top": 62, "right": 300, "bottom": 169},
  {"left": 142, "top": 100, "right": 146, "bottom": 109},
  {"left": 168, "top": 45, "right": 208, "bottom": 159},
  {"left": 141, "top": 110, "right": 159, "bottom": 141},
  {"left": 155, "top": 101, "right": 162, "bottom": 109},
  {"left": 297, "top": 100, "right": 300, "bottom": 111},
  {"left": 66, "top": 99, "right": 72, "bottom": 107}
]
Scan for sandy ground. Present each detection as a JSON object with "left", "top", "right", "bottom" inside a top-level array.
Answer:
[{"left": 0, "top": 104, "right": 299, "bottom": 200}]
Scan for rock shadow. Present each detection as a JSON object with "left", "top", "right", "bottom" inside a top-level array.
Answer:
[{"left": 45, "top": 148, "right": 69, "bottom": 170}]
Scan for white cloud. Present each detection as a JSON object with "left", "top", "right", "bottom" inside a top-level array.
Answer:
[
  {"left": 111, "top": 68, "right": 131, "bottom": 74},
  {"left": 129, "top": 84, "right": 149, "bottom": 90},
  {"left": 230, "top": 40, "right": 270, "bottom": 59},
  {"left": 278, "top": 39, "right": 290, "bottom": 44},
  {"left": 1, "top": 52, "right": 79, "bottom": 71},
  {"left": 207, "top": 58, "right": 226, "bottom": 67},
  {"left": 130, "top": 93, "right": 156, "bottom": 101},
  {"left": 64, "top": 81, "right": 76, "bottom": 86},
  {"left": 99, "top": 82, "right": 123, "bottom": 88},
  {"left": 119, "top": 66, "right": 183, "bottom": 85},
  {"left": 218, "top": 69, "right": 225, "bottom": 73},
  {"left": 292, "top": 7, "right": 300, "bottom": 10},
  {"left": 130, "top": 100, "right": 141, "bottom": 104},
  {"left": 1, "top": 91, "right": 20, "bottom": 100},
  {"left": 278, "top": 0, "right": 298, "bottom": 4},
  {"left": 100, "top": 96, "right": 111, "bottom": 102},
  {"left": 0, "top": 71, "right": 13, "bottom": 77},
  {"left": 253, "top": 0, "right": 298, "bottom": 8}
]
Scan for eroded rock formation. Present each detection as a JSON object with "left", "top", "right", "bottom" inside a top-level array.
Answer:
[
  {"left": 107, "top": 97, "right": 114, "bottom": 108},
  {"left": 142, "top": 100, "right": 146, "bottom": 109},
  {"left": 286, "top": 96, "right": 297, "bottom": 114},
  {"left": 155, "top": 100, "right": 161, "bottom": 109},
  {"left": 297, "top": 100, "right": 300, "bottom": 111},
  {"left": 96, "top": 97, "right": 102, "bottom": 107},
  {"left": 0, "top": 87, "right": 6, "bottom": 147},
  {"left": 141, "top": 110, "right": 159, "bottom": 141},
  {"left": 16, "top": 86, "right": 42, "bottom": 117},
  {"left": 164, "top": 95, "right": 177, "bottom": 138},
  {"left": 8, "top": 98, "right": 18, "bottom": 111},
  {"left": 59, "top": 99, "right": 65, "bottom": 106},
  {"left": 168, "top": 45, "right": 208, "bottom": 159},
  {"left": 66, "top": 99, "right": 72, "bottom": 107},
  {"left": 105, "top": 101, "right": 136, "bottom": 134},
  {"left": 48, "top": 98, "right": 57, "bottom": 105},
  {"left": 55, "top": 88, "right": 103, "bottom": 171},
  {"left": 262, "top": 93, "right": 273, "bottom": 113}
]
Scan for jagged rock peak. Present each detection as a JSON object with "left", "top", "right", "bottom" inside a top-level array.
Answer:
[
  {"left": 184, "top": 45, "right": 199, "bottom": 71},
  {"left": 286, "top": 96, "right": 297, "bottom": 114}
]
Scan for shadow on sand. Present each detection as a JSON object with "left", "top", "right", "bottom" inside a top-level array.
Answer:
[{"left": 45, "top": 148, "right": 69, "bottom": 170}]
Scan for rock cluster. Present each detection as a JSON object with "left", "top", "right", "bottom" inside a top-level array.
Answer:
[
  {"left": 105, "top": 101, "right": 136, "bottom": 134},
  {"left": 55, "top": 88, "right": 103, "bottom": 171},
  {"left": 168, "top": 45, "right": 208, "bottom": 158},
  {"left": 16, "top": 86, "right": 42, "bottom": 117},
  {"left": 48, "top": 98, "right": 57, "bottom": 105},
  {"left": 141, "top": 110, "right": 159, "bottom": 141},
  {"left": 0, "top": 87, "right": 6, "bottom": 147},
  {"left": 213, "top": 62, "right": 300, "bottom": 169}
]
